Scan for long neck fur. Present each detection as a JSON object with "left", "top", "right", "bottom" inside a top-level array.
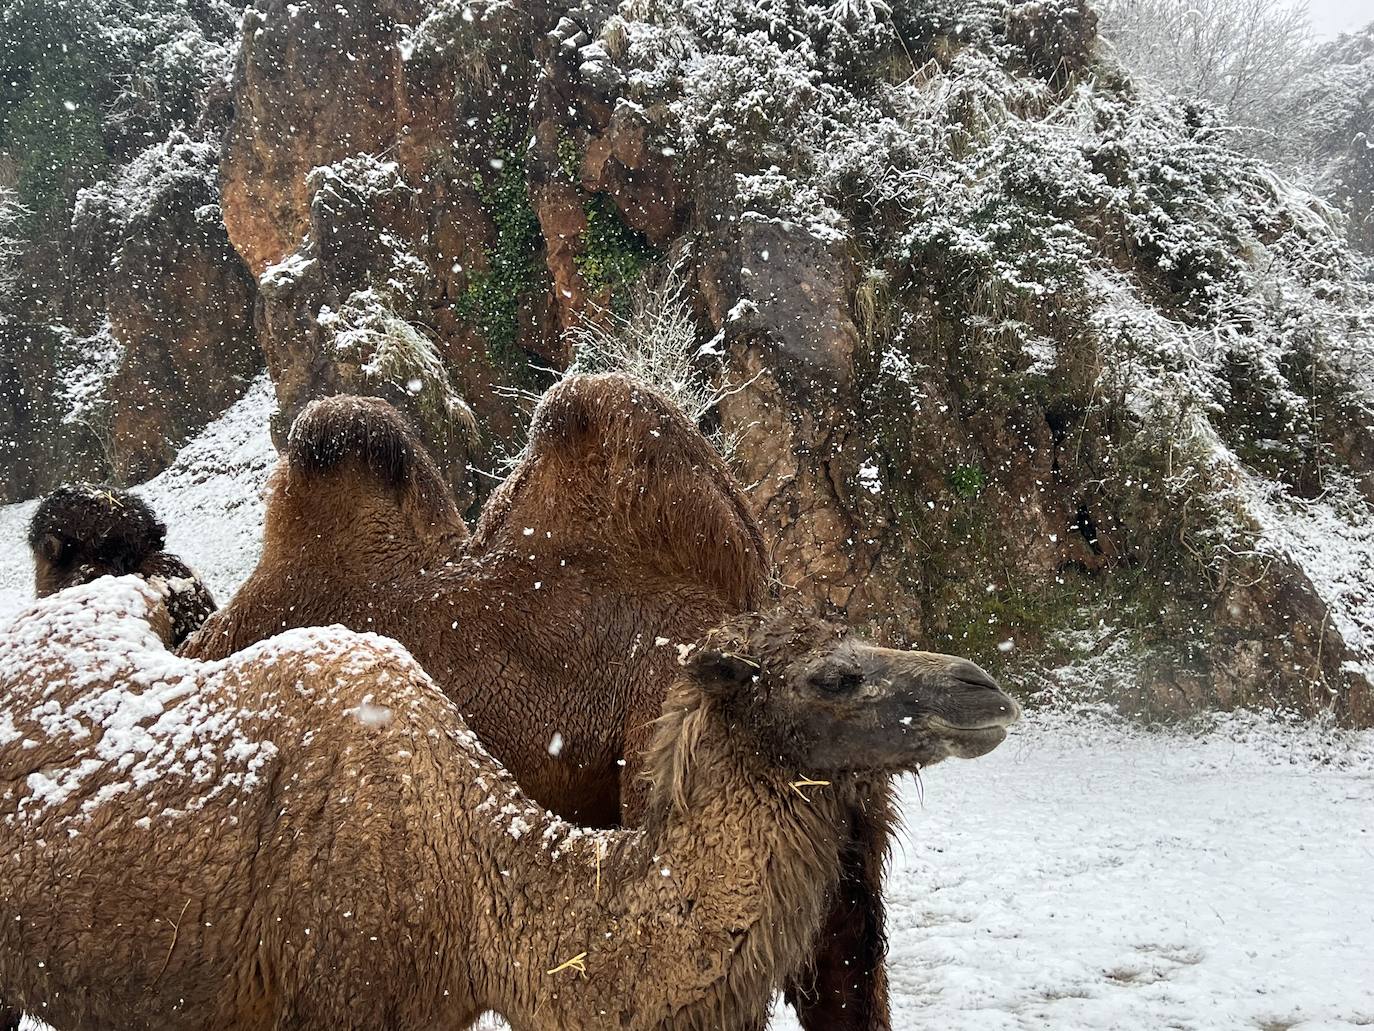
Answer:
[{"left": 442, "top": 681, "right": 854, "bottom": 1030}]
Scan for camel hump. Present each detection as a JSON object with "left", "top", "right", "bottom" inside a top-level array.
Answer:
[
  {"left": 28, "top": 484, "right": 167, "bottom": 585},
  {"left": 286, "top": 394, "right": 433, "bottom": 491},
  {"left": 283, "top": 393, "right": 467, "bottom": 545},
  {"left": 528, "top": 372, "right": 689, "bottom": 450},
  {"left": 475, "top": 373, "right": 771, "bottom": 610}
]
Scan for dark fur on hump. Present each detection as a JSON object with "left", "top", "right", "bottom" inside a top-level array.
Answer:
[
  {"left": 28, "top": 484, "right": 166, "bottom": 584},
  {"left": 285, "top": 395, "right": 458, "bottom": 517}
]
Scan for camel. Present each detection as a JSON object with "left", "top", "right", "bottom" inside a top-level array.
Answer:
[
  {"left": 51, "top": 376, "right": 895, "bottom": 1028},
  {"left": 181, "top": 377, "right": 770, "bottom": 828},
  {"left": 27, "top": 483, "right": 216, "bottom": 645},
  {"left": 0, "top": 575, "right": 1020, "bottom": 1031}
]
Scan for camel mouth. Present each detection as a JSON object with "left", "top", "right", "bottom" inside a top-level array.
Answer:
[
  {"left": 926, "top": 714, "right": 1017, "bottom": 734},
  {"left": 926, "top": 720, "right": 1008, "bottom": 757},
  {"left": 924, "top": 706, "right": 1019, "bottom": 759}
]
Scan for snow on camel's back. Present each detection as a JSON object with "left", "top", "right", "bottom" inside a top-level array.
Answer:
[{"left": 0, "top": 575, "right": 1018, "bottom": 1030}]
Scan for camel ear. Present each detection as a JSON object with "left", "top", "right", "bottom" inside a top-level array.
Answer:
[
  {"left": 37, "top": 533, "right": 67, "bottom": 565},
  {"left": 682, "top": 647, "right": 760, "bottom": 695}
]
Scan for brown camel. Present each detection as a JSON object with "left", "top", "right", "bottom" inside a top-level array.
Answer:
[
  {"left": 27, "top": 483, "right": 216, "bottom": 645},
  {"left": 181, "top": 378, "right": 770, "bottom": 827},
  {"left": 0, "top": 576, "right": 1019, "bottom": 1031},
  {"left": 59, "top": 376, "right": 891, "bottom": 1028}
]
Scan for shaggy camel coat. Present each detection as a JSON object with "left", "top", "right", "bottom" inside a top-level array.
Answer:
[
  {"left": 0, "top": 578, "right": 1016, "bottom": 1030},
  {"left": 163, "top": 375, "right": 886, "bottom": 1028},
  {"left": 28, "top": 483, "right": 216, "bottom": 644},
  {"left": 182, "top": 378, "right": 769, "bottom": 825}
]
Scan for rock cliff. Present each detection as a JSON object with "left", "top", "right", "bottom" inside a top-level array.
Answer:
[{"left": 3, "top": 0, "right": 1371, "bottom": 722}]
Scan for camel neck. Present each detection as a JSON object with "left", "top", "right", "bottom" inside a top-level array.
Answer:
[
  {"left": 453, "top": 694, "right": 852, "bottom": 1029},
  {"left": 269, "top": 478, "right": 464, "bottom": 585}
]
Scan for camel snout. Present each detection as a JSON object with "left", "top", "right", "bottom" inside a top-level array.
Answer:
[
  {"left": 883, "top": 655, "right": 1021, "bottom": 761},
  {"left": 954, "top": 666, "right": 1019, "bottom": 726},
  {"left": 945, "top": 659, "right": 1005, "bottom": 696},
  {"left": 927, "top": 663, "right": 1020, "bottom": 758}
]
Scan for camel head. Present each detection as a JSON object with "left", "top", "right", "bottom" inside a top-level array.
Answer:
[
  {"left": 27, "top": 483, "right": 217, "bottom": 645},
  {"left": 682, "top": 606, "right": 1020, "bottom": 774},
  {"left": 28, "top": 484, "right": 167, "bottom": 597}
]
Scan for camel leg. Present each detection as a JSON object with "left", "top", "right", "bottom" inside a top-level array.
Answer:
[{"left": 785, "top": 788, "right": 893, "bottom": 1031}]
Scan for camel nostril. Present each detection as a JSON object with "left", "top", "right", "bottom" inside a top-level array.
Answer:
[{"left": 950, "top": 660, "right": 1000, "bottom": 692}]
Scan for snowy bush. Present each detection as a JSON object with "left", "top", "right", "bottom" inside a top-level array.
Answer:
[
  {"left": 54, "top": 321, "right": 126, "bottom": 469},
  {"left": 402, "top": 0, "right": 519, "bottom": 76},
  {"left": 1096, "top": 0, "right": 1314, "bottom": 130},
  {"left": 567, "top": 257, "right": 734, "bottom": 444},
  {"left": 73, "top": 131, "right": 223, "bottom": 249},
  {"left": 0, "top": 0, "right": 238, "bottom": 220},
  {"left": 1280, "top": 28, "right": 1374, "bottom": 253},
  {"left": 321, "top": 289, "right": 474, "bottom": 432},
  {"left": 0, "top": 187, "right": 29, "bottom": 312}
]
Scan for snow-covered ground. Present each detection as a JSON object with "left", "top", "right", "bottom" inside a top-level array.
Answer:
[
  {"left": 0, "top": 375, "right": 276, "bottom": 626},
  {"left": 781, "top": 712, "right": 1374, "bottom": 1030},
  {"left": 3, "top": 382, "right": 1372, "bottom": 1030}
]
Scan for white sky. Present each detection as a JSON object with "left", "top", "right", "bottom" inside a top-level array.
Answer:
[{"left": 1303, "top": 0, "right": 1373, "bottom": 37}]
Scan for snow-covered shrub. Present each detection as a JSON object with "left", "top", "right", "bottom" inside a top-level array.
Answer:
[
  {"left": 0, "top": 187, "right": 28, "bottom": 312},
  {"left": 73, "top": 131, "right": 223, "bottom": 250},
  {"left": 402, "top": 0, "right": 518, "bottom": 80},
  {"left": 51, "top": 321, "right": 126, "bottom": 470},
  {"left": 321, "top": 289, "right": 473, "bottom": 432},
  {"left": 1005, "top": 0, "right": 1099, "bottom": 84},
  {"left": 0, "top": 0, "right": 238, "bottom": 220},
  {"left": 102, "top": 0, "right": 239, "bottom": 144},
  {"left": 1096, "top": 0, "right": 1314, "bottom": 130},
  {"left": 1279, "top": 27, "right": 1374, "bottom": 253},
  {"left": 566, "top": 257, "right": 731, "bottom": 438}
]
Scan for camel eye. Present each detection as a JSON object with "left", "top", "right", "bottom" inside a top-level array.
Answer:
[{"left": 809, "top": 671, "right": 863, "bottom": 695}]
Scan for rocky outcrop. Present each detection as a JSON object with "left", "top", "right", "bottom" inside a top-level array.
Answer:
[
  {"left": 74, "top": 137, "right": 261, "bottom": 483},
  {"left": 6, "top": 0, "right": 1370, "bottom": 724},
  {"left": 220, "top": 0, "right": 410, "bottom": 277},
  {"left": 0, "top": 135, "right": 259, "bottom": 500},
  {"left": 204, "top": 0, "right": 1374, "bottom": 723},
  {"left": 219, "top": 0, "right": 565, "bottom": 485}
]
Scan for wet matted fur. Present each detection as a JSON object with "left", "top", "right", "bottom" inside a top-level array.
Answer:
[
  {"left": 0, "top": 579, "right": 1016, "bottom": 1030},
  {"left": 27, "top": 484, "right": 216, "bottom": 645},
  {"left": 286, "top": 394, "right": 461, "bottom": 515},
  {"left": 181, "top": 375, "right": 890, "bottom": 1028}
]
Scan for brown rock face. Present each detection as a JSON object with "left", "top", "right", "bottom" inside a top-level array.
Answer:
[
  {"left": 220, "top": 0, "right": 566, "bottom": 491},
  {"left": 204, "top": 0, "right": 1370, "bottom": 726},
  {"left": 697, "top": 217, "right": 892, "bottom": 622},
  {"left": 0, "top": 135, "right": 259, "bottom": 501},
  {"left": 96, "top": 165, "right": 260, "bottom": 483},
  {"left": 221, "top": 0, "right": 410, "bottom": 276}
]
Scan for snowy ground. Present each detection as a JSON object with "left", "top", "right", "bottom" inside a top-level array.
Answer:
[
  {"left": 817, "top": 713, "right": 1374, "bottom": 1030},
  {"left": 0, "top": 375, "right": 276, "bottom": 627},
  {"left": 3, "top": 380, "right": 1373, "bottom": 1030}
]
